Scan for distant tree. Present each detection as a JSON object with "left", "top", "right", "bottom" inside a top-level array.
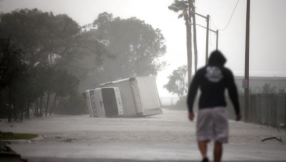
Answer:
[
  {"left": 0, "top": 8, "right": 107, "bottom": 69},
  {"left": 262, "top": 83, "right": 277, "bottom": 94},
  {"left": 64, "top": 30, "right": 111, "bottom": 91},
  {"left": 0, "top": 39, "right": 25, "bottom": 92},
  {"left": 0, "top": 39, "right": 29, "bottom": 122},
  {"left": 87, "top": 12, "right": 166, "bottom": 84},
  {"left": 56, "top": 91, "right": 87, "bottom": 115},
  {"left": 0, "top": 9, "right": 109, "bottom": 119},
  {"left": 9, "top": 64, "right": 50, "bottom": 119},
  {"left": 164, "top": 65, "right": 188, "bottom": 98},
  {"left": 277, "top": 89, "right": 285, "bottom": 96},
  {"left": 49, "top": 70, "right": 79, "bottom": 115},
  {"left": 28, "top": 65, "right": 55, "bottom": 117}
]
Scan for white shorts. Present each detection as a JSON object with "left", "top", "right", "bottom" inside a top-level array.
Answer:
[{"left": 196, "top": 107, "right": 229, "bottom": 143}]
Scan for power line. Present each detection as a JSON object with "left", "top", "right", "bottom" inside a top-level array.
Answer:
[{"left": 211, "top": 0, "right": 240, "bottom": 31}]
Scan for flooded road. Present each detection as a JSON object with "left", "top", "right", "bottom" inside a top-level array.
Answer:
[{"left": 1, "top": 108, "right": 286, "bottom": 161}]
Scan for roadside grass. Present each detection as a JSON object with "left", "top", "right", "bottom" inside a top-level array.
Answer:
[{"left": 0, "top": 133, "right": 38, "bottom": 140}]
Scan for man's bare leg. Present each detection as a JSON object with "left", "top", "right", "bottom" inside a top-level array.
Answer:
[
  {"left": 214, "top": 142, "right": 222, "bottom": 162},
  {"left": 198, "top": 141, "right": 208, "bottom": 159}
]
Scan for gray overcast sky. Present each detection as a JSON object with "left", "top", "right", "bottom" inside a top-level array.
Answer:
[{"left": 1, "top": 0, "right": 286, "bottom": 97}]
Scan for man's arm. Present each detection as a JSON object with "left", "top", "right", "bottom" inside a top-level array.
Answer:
[
  {"left": 187, "top": 73, "right": 200, "bottom": 114},
  {"left": 226, "top": 70, "right": 240, "bottom": 117}
]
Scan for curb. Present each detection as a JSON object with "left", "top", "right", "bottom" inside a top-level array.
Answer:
[{"left": 1, "top": 139, "right": 31, "bottom": 144}]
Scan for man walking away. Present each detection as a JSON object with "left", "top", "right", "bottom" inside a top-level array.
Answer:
[{"left": 187, "top": 50, "right": 241, "bottom": 162}]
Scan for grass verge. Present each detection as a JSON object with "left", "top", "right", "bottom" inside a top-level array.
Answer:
[{"left": 0, "top": 133, "right": 38, "bottom": 140}]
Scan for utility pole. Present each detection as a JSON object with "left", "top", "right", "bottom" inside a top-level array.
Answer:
[
  {"left": 216, "top": 30, "right": 219, "bottom": 50},
  {"left": 285, "top": 93, "right": 286, "bottom": 125},
  {"left": 244, "top": 0, "right": 251, "bottom": 122},
  {"left": 206, "top": 15, "right": 210, "bottom": 65}
]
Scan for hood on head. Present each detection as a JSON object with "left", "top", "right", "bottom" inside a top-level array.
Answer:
[{"left": 208, "top": 50, "right": 227, "bottom": 66}]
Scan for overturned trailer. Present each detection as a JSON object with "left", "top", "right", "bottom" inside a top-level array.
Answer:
[
  {"left": 93, "top": 87, "right": 124, "bottom": 117},
  {"left": 85, "top": 89, "right": 97, "bottom": 117},
  {"left": 86, "top": 88, "right": 124, "bottom": 117},
  {"left": 100, "top": 76, "right": 162, "bottom": 117}
]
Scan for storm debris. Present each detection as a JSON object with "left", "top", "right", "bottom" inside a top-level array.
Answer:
[{"left": 261, "top": 137, "right": 283, "bottom": 143}]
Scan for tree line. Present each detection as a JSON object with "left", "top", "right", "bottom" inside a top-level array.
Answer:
[{"left": 0, "top": 9, "right": 166, "bottom": 122}]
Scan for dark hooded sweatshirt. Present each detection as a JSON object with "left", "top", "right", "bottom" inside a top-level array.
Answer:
[{"left": 187, "top": 50, "right": 240, "bottom": 115}]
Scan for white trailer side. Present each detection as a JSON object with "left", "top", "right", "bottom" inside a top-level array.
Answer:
[
  {"left": 130, "top": 77, "right": 162, "bottom": 116},
  {"left": 85, "top": 89, "right": 97, "bottom": 117},
  {"left": 93, "top": 88, "right": 105, "bottom": 117},
  {"left": 85, "top": 90, "right": 93, "bottom": 117},
  {"left": 100, "top": 76, "right": 162, "bottom": 117}
]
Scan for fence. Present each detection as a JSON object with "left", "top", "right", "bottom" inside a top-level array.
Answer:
[
  {"left": 248, "top": 94, "right": 286, "bottom": 127},
  {"left": 226, "top": 94, "right": 286, "bottom": 127},
  {"left": 162, "top": 94, "right": 286, "bottom": 127}
]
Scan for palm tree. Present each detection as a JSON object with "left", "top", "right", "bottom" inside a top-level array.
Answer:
[
  {"left": 189, "top": 0, "right": 198, "bottom": 72},
  {"left": 168, "top": 0, "right": 194, "bottom": 85}
]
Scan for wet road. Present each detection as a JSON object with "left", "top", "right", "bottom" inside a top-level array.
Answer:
[{"left": 1, "top": 108, "right": 286, "bottom": 161}]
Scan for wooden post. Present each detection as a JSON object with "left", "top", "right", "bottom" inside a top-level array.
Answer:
[
  {"left": 216, "top": 30, "right": 219, "bottom": 50},
  {"left": 285, "top": 93, "right": 286, "bottom": 126},
  {"left": 206, "top": 15, "right": 210, "bottom": 65},
  {"left": 244, "top": 0, "right": 250, "bottom": 122}
]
